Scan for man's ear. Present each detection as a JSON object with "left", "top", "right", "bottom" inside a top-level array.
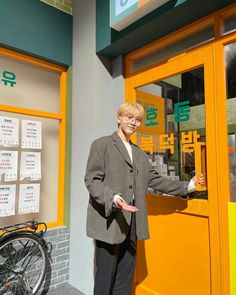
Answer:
[{"left": 117, "top": 116, "right": 121, "bottom": 125}]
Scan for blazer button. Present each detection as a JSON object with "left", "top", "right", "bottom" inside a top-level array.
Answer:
[
  {"left": 129, "top": 185, "right": 133, "bottom": 189},
  {"left": 130, "top": 169, "right": 133, "bottom": 173}
]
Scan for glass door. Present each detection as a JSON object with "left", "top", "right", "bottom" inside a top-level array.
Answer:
[
  {"left": 126, "top": 45, "right": 222, "bottom": 295},
  {"left": 136, "top": 66, "right": 207, "bottom": 198}
]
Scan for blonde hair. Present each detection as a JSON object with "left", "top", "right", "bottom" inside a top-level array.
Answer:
[{"left": 117, "top": 102, "right": 144, "bottom": 120}]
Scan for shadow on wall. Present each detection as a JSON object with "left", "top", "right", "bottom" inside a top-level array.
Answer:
[{"left": 97, "top": 54, "right": 124, "bottom": 78}]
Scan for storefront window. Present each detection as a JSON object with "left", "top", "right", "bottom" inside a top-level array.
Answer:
[
  {"left": 0, "top": 55, "right": 60, "bottom": 113},
  {"left": 129, "top": 22, "right": 214, "bottom": 74},
  {"left": 0, "top": 49, "right": 65, "bottom": 227},
  {"left": 225, "top": 42, "right": 236, "bottom": 202},
  {"left": 0, "top": 111, "right": 59, "bottom": 226},
  {"left": 222, "top": 12, "right": 236, "bottom": 36},
  {"left": 136, "top": 67, "right": 208, "bottom": 198}
]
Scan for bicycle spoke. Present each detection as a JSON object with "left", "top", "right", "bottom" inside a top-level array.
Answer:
[
  {"left": 22, "top": 249, "right": 42, "bottom": 271},
  {"left": 2, "top": 243, "right": 15, "bottom": 270},
  {"left": 16, "top": 281, "right": 27, "bottom": 295},
  {"left": 15, "top": 242, "right": 41, "bottom": 270}
]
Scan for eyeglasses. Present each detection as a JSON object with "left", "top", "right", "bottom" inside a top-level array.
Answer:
[{"left": 123, "top": 115, "right": 142, "bottom": 125}]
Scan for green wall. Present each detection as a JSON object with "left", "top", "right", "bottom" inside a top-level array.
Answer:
[
  {"left": 97, "top": 0, "right": 236, "bottom": 59},
  {"left": 0, "top": 0, "right": 72, "bottom": 66},
  {"left": 0, "top": 0, "right": 73, "bottom": 225}
]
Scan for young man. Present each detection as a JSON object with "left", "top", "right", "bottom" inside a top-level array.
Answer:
[{"left": 84, "top": 102, "right": 204, "bottom": 295}]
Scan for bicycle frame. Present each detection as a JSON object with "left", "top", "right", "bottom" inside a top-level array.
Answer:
[{"left": 0, "top": 220, "right": 47, "bottom": 239}]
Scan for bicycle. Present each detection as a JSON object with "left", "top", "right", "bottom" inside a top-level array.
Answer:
[{"left": 0, "top": 220, "right": 51, "bottom": 295}]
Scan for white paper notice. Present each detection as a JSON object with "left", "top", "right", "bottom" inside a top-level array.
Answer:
[
  {"left": 18, "top": 184, "right": 40, "bottom": 214},
  {"left": 0, "top": 185, "right": 16, "bottom": 217},
  {"left": 0, "top": 116, "right": 19, "bottom": 147},
  {"left": 22, "top": 120, "right": 42, "bottom": 149},
  {"left": 0, "top": 151, "right": 18, "bottom": 181},
  {"left": 20, "top": 152, "right": 41, "bottom": 180}
]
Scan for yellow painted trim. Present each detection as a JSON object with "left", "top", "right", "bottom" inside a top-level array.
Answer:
[
  {"left": 214, "top": 15, "right": 222, "bottom": 39},
  {"left": 146, "top": 194, "right": 210, "bottom": 216},
  {"left": 228, "top": 202, "right": 236, "bottom": 295},
  {"left": 46, "top": 221, "right": 63, "bottom": 229},
  {"left": 0, "top": 104, "right": 62, "bottom": 120},
  {"left": 213, "top": 37, "right": 234, "bottom": 295},
  {"left": 57, "top": 72, "right": 67, "bottom": 226},
  {"left": 203, "top": 45, "right": 223, "bottom": 295},
  {"left": 0, "top": 47, "right": 66, "bottom": 73}
]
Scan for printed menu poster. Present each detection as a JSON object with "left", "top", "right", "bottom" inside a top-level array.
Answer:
[
  {"left": 18, "top": 183, "right": 40, "bottom": 214},
  {"left": 0, "top": 116, "right": 19, "bottom": 147},
  {"left": 0, "top": 151, "right": 18, "bottom": 181},
  {"left": 20, "top": 152, "right": 41, "bottom": 180},
  {"left": 22, "top": 120, "right": 42, "bottom": 149},
  {"left": 0, "top": 185, "right": 16, "bottom": 217}
]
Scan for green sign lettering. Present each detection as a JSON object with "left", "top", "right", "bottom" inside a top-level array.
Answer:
[{"left": 120, "top": 0, "right": 129, "bottom": 6}]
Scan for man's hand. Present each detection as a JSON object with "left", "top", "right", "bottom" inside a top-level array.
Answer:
[
  {"left": 193, "top": 173, "right": 205, "bottom": 187},
  {"left": 115, "top": 197, "right": 139, "bottom": 212}
]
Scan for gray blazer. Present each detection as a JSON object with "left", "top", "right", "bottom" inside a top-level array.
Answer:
[{"left": 84, "top": 132, "right": 188, "bottom": 244}]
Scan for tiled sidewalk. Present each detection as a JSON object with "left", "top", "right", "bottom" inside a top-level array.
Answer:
[{"left": 47, "top": 283, "right": 85, "bottom": 295}]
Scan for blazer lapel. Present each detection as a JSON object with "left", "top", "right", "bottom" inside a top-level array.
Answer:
[
  {"left": 131, "top": 143, "right": 138, "bottom": 170},
  {"left": 112, "top": 132, "right": 133, "bottom": 167}
]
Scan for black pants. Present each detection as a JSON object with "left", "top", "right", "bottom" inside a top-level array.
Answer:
[{"left": 94, "top": 214, "right": 137, "bottom": 295}]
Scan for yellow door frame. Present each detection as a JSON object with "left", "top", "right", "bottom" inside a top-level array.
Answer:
[{"left": 213, "top": 32, "right": 236, "bottom": 295}]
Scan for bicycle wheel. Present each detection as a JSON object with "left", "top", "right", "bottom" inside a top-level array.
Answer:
[{"left": 0, "top": 232, "right": 48, "bottom": 295}]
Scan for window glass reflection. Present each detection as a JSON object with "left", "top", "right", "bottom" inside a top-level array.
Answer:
[
  {"left": 131, "top": 25, "right": 214, "bottom": 73},
  {"left": 225, "top": 42, "right": 236, "bottom": 202},
  {"left": 136, "top": 67, "right": 208, "bottom": 199},
  {"left": 222, "top": 12, "right": 236, "bottom": 36}
]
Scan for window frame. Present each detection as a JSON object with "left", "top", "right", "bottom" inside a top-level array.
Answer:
[{"left": 0, "top": 47, "right": 67, "bottom": 228}]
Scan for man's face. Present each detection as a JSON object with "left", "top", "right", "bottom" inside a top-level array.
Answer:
[{"left": 117, "top": 113, "right": 142, "bottom": 136}]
